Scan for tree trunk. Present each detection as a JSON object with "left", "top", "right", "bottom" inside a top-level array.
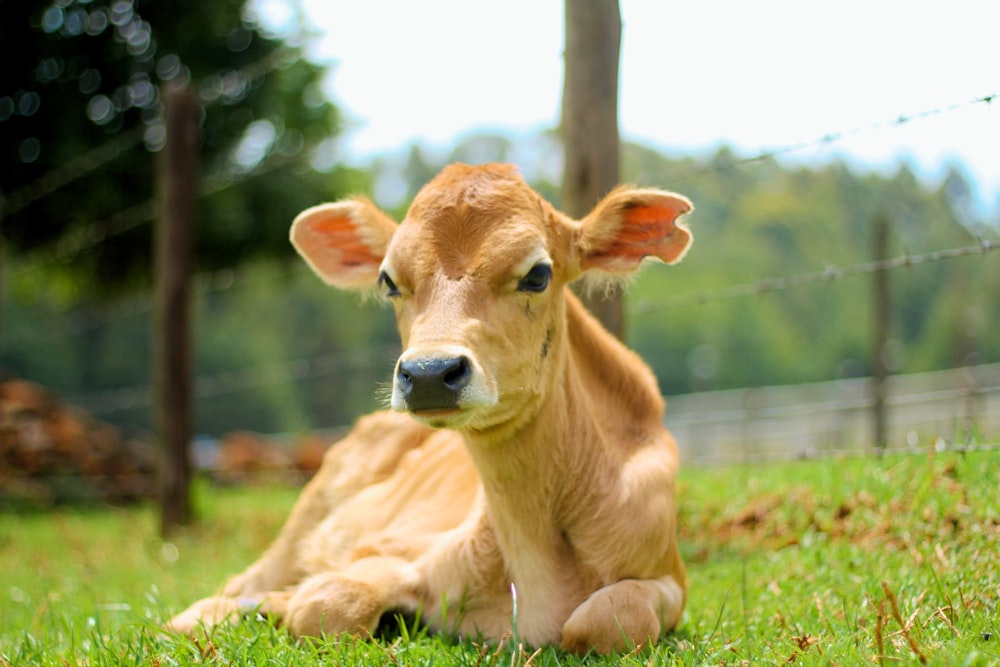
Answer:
[{"left": 561, "top": 0, "right": 623, "bottom": 338}]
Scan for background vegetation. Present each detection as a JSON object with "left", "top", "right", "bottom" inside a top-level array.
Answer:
[
  {"left": 5, "top": 132, "right": 998, "bottom": 436},
  {"left": 1, "top": 0, "right": 369, "bottom": 296},
  {"left": 4, "top": 2, "right": 998, "bottom": 438}
]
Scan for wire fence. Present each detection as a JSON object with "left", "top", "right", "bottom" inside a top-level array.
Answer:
[
  {"left": 11, "top": 148, "right": 313, "bottom": 274},
  {"left": 65, "top": 342, "right": 400, "bottom": 418},
  {"left": 6, "top": 217, "right": 996, "bottom": 485},
  {"left": 19, "top": 224, "right": 999, "bottom": 420},
  {"left": 3, "top": 82, "right": 1000, "bottom": 501},
  {"left": 2, "top": 47, "right": 297, "bottom": 219},
  {"left": 636, "top": 239, "right": 997, "bottom": 311},
  {"left": 699, "top": 92, "right": 997, "bottom": 170},
  {"left": 9, "top": 84, "right": 996, "bottom": 267},
  {"left": 667, "top": 363, "right": 1000, "bottom": 465},
  {"left": 2, "top": 126, "right": 147, "bottom": 218}
]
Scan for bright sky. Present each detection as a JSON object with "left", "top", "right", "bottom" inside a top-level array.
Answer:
[{"left": 256, "top": 0, "right": 999, "bottom": 219}]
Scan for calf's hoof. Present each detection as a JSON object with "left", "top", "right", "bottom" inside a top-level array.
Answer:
[
  {"left": 560, "top": 580, "right": 664, "bottom": 654},
  {"left": 286, "top": 575, "right": 383, "bottom": 637}
]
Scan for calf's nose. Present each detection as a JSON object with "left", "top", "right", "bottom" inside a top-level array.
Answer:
[{"left": 396, "top": 356, "right": 472, "bottom": 411}]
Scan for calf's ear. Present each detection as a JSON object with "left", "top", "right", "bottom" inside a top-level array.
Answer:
[
  {"left": 576, "top": 188, "right": 693, "bottom": 274},
  {"left": 290, "top": 198, "right": 398, "bottom": 289}
]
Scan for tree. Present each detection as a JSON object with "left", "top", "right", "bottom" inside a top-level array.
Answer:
[
  {"left": 0, "top": 0, "right": 364, "bottom": 530},
  {"left": 0, "top": 0, "right": 360, "bottom": 297}
]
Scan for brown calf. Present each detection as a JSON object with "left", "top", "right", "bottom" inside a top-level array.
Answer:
[{"left": 166, "top": 163, "right": 693, "bottom": 653}]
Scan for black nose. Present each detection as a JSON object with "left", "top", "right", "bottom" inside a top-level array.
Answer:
[{"left": 396, "top": 356, "right": 472, "bottom": 411}]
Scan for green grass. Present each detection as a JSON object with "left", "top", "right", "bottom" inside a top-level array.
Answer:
[{"left": 2, "top": 449, "right": 998, "bottom": 665}]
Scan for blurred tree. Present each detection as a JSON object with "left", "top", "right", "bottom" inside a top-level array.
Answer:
[
  {"left": 0, "top": 0, "right": 362, "bottom": 297},
  {"left": 621, "top": 143, "right": 1000, "bottom": 395}
]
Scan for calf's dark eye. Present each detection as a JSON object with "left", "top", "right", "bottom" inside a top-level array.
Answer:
[
  {"left": 517, "top": 263, "right": 552, "bottom": 293},
  {"left": 378, "top": 270, "right": 400, "bottom": 297}
]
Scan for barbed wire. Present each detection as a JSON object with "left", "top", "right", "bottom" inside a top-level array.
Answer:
[
  {"left": 7, "top": 82, "right": 995, "bottom": 248},
  {"left": 8, "top": 148, "right": 311, "bottom": 278},
  {"left": 30, "top": 235, "right": 999, "bottom": 415},
  {"left": 677, "top": 92, "right": 997, "bottom": 176},
  {"left": 1, "top": 47, "right": 298, "bottom": 221},
  {"left": 684, "top": 439, "right": 1000, "bottom": 467},
  {"left": 208, "top": 47, "right": 297, "bottom": 94},
  {"left": 45, "top": 199, "right": 156, "bottom": 262},
  {"left": 1, "top": 127, "right": 147, "bottom": 219},
  {"left": 13, "top": 233, "right": 998, "bottom": 343},
  {"left": 200, "top": 146, "right": 305, "bottom": 198},
  {"left": 67, "top": 342, "right": 399, "bottom": 417},
  {"left": 667, "top": 371, "right": 1000, "bottom": 427},
  {"left": 635, "top": 238, "right": 997, "bottom": 311},
  {"left": 11, "top": 260, "right": 316, "bottom": 344}
]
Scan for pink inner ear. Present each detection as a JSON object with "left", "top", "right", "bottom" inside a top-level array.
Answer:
[
  {"left": 588, "top": 201, "right": 692, "bottom": 269},
  {"left": 303, "top": 214, "right": 383, "bottom": 270}
]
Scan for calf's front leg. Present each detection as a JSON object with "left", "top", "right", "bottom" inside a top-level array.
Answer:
[
  {"left": 285, "top": 556, "right": 422, "bottom": 637},
  {"left": 166, "top": 555, "right": 421, "bottom": 637},
  {"left": 559, "top": 576, "right": 685, "bottom": 654}
]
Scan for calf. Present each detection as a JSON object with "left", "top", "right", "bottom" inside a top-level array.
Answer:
[{"left": 167, "top": 163, "right": 694, "bottom": 653}]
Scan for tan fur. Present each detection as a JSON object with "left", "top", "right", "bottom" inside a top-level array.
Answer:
[{"left": 167, "top": 163, "right": 693, "bottom": 654}]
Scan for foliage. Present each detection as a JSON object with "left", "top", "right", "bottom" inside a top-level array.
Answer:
[
  {"left": 620, "top": 146, "right": 999, "bottom": 395},
  {"left": 1, "top": 259, "right": 400, "bottom": 434},
  {"left": 0, "top": 0, "right": 363, "bottom": 297},
  {"left": 2, "top": 450, "right": 998, "bottom": 665},
  {"left": 3, "top": 132, "right": 999, "bottom": 434}
]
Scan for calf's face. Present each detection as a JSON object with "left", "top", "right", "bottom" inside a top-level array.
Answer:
[
  {"left": 377, "top": 171, "right": 571, "bottom": 433},
  {"left": 291, "top": 164, "right": 692, "bottom": 435}
]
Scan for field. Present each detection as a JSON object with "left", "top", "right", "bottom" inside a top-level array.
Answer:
[{"left": 2, "top": 448, "right": 998, "bottom": 666}]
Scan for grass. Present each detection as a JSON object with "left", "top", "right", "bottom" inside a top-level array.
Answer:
[{"left": 2, "top": 448, "right": 998, "bottom": 665}]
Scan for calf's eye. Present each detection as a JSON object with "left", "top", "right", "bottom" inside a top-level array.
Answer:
[
  {"left": 517, "top": 263, "right": 552, "bottom": 293},
  {"left": 378, "top": 270, "right": 401, "bottom": 297}
]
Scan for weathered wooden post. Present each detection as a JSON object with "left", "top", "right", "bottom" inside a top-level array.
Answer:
[
  {"left": 561, "top": 0, "right": 624, "bottom": 338},
  {"left": 154, "top": 86, "right": 199, "bottom": 535},
  {"left": 871, "top": 214, "right": 891, "bottom": 452}
]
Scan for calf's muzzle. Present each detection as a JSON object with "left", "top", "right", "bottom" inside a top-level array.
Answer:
[{"left": 396, "top": 355, "right": 472, "bottom": 412}]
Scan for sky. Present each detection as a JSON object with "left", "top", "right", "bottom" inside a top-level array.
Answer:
[{"left": 254, "top": 0, "right": 998, "bottom": 219}]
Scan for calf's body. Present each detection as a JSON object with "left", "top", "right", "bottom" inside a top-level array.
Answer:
[{"left": 167, "top": 163, "right": 693, "bottom": 653}]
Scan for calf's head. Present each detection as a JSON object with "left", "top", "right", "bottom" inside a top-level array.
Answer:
[{"left": 291, "top": 163, "right": 692, "bottom": 435}]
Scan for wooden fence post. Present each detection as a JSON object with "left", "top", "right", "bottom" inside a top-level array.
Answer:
[
  {"left": 561, "top": 0, "right": 624, "bottom": 338},
  {"left": 872, "top": 214, "right": 891, "bottom": 451},
  {"left": 155, "top": 86, "right": 199, "bottom": 535}
]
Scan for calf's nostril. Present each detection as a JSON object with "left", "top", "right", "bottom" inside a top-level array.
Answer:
[
  {"left": 396, "top": 366, "right": 414, "bottom": 396},
  {"left": 443, "top": 356, "right": 471, "bottom": 391}
]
